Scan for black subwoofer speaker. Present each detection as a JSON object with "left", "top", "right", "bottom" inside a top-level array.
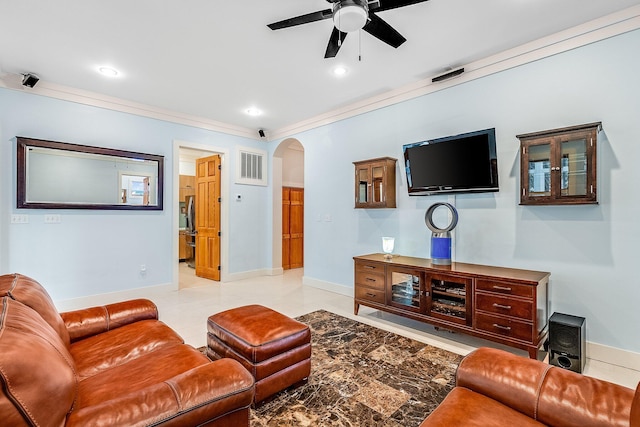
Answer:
[{"left": 549, "top": 312, "right": 586, "bottom": 373}]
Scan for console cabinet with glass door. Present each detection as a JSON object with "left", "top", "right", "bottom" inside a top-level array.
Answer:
[
  {"left": 353, "top": 157, "right": 396, "bottom": 208},
  {"left": 517, "top": 122, "right": 600, "bottom": 205},
  {"left": 386, "top": 268, "right": 472, "bottom": 326},
  {"left": 388, "top": 267, "right": 423, "bottom": 314},
  {"left": 427, "top": 273, "right": 472, "bottom": 326},
  {"left": 354, "top": 254, "right": 550, "bottom": 359}
]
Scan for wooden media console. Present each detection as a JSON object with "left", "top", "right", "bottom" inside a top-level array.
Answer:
[{"left": 354, "top": 253, "right": 550, "bottom": 359}]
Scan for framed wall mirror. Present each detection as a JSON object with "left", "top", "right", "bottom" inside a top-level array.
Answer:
[{"left": 17, "top": 137, "right": 164, "bottom": 210}]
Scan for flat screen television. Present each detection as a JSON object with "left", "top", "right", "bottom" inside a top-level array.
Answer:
[{"left": 403, "top": 128, "right": 499, "bottom": 196}]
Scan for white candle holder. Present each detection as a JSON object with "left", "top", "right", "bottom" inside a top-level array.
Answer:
[{"left": 382, "top": 237, "right": 395, "bottom": 260}]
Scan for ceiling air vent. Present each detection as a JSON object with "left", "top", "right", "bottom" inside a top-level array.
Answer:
[
  {"left": 236, "top": 147, "right": 267, "bottom": 186},
  {"left": 432, "top": 67, "right": 465, "bottom": 83}
]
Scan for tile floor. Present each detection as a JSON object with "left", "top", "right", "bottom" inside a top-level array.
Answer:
[{"left": 55, "top": 263, "right": 640, "bottom": 390}]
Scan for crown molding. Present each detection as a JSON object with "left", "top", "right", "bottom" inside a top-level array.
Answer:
[
  {"left": 0, "top": 76, "right": 260, "bottom": 141},
  {"left": 2, "top": 6, "right": 639, "bottom": 143},
  {"left": 268, "top": 5, "right": 640, "bottom": 141}
]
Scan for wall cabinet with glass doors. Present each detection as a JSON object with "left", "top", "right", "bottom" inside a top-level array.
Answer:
[
  {"left": 353, "top": 157, "right": 396, "bottom": 208},
  {"left": 517, "top": 122, "right": 600, "bottom": 205}
]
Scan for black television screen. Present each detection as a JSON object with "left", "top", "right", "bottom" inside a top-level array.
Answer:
[{"left": 403, "top": 128, "right": 499, "bottom": 195}]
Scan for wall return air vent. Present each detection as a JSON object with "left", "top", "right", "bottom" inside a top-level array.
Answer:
[{"left": 236, "top": 147, "right": 267, "bottom": 186}]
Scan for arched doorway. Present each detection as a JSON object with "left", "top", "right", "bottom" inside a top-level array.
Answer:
[{"left": 272, "top": 139, "right": 304, "bottom": 272}]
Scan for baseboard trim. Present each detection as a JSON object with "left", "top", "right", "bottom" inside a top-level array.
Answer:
[
  {"left": 55, "top": 282, "right": 174, "bottom": 311},
  {"left": 302, "top": 276, "right": 353, "bottom": 297},
  {"left": 302, "top": 277, "right": 639, "bottom": 372},
  {"left": 269, "top": 267, "right": 284, "bottom": 276},
  {"left": 588, "top": 341, "right": 640, "bottom": 372}
]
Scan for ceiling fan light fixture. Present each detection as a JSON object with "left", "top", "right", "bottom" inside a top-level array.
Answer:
[{"left": 333, "top": 0, "right": 369, "bottom": 33}]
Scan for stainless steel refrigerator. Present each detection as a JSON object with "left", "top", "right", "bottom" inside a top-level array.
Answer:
[{"left": 185, "top": 195, "right": 196, "bottom": 268}]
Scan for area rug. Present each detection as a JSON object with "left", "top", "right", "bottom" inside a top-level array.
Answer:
[{"left": 245, "top": 310, "right": 463, "bottom": 426}]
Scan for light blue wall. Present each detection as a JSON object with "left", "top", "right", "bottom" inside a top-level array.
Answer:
[
  {"left": 274, "top": 29, "right": 640, "bottom": 353},
  {"left": 0, "top": 90, "right": 269, "bottom": 300},
  {"left": 2, "top": 28, "right": 639, "bottom": 354}
]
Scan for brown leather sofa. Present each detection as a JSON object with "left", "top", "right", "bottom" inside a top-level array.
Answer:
[
  {"left": 0, "top": 273, "right": 255, "bottom": 426},
  {"left": 421, "top": 347, "right": 640, "bottom": 427}
]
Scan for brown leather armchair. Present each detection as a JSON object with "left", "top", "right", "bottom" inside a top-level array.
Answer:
[
  {"left": 0, "top": 273, "right": 255, "bottom": 426},
  {"left": 421, "top": 347, "right": 640, "bottom": 427}
]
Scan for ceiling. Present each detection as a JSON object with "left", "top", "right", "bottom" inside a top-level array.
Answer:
[{"left": 1, "top": 0, "right": 639, "bottom": 138}]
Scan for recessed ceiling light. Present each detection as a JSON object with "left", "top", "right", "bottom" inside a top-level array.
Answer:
[
  {"left": 245, "top": 107, "right": 262, "bottom": 116},
  {"left": 333, "top": 66, "right": 348, "bottom": 77},
  {"left": 98, "top": 66, "right": 119, "bottom": 77}
]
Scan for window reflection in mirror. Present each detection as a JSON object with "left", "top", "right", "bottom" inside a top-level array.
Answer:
[{"left": 17, "top": 137, "right": 164, "bottom": 210}]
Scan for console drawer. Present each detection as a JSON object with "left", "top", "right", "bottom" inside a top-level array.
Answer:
[
  {"left": 355, "top": 286, "right": 385, "bottom": 305},
  {"left": 355, "top": 261, "right": 385, "bottom": 275},
  {"left": 476, "top": 293, "right": 533, "bottom": 320},
  {"left": 475, "top": 279, "right": 533, "bottom": 298},
  {"left": 355, "top": 271, "right": 385, "bottom": 290},
  {"left": 475, "top": 313, "right": 534, "bottom": 343}
]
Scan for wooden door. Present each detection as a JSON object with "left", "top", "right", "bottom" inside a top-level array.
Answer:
[
  {"left": 289, "top": 188, "right": 304, "bottom": 269},
  {"left": 282, "top": 188, "right": 291, "bottom": 270},
  {"left": 282, "top": 187, "right": 303, "bottom": 270},
  {"left": 195, "top": 155, "right": 221, "bottom": 281},
  {"left": 143, "top": 177, "right": 150, "bottom": 206}
]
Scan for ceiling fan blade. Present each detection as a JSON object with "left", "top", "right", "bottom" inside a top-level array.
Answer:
[
  {"left": 268, "top": 9, "right": 333, "bottom": 30},
  {"left": 363, "top": 13, "right": 406, "bottom": 48},
  {"left": 369, "top": 0, "right": 430, "bottom": 12},
  {"left": 325, "top": 27, "right": 349, "bottom": 58}
]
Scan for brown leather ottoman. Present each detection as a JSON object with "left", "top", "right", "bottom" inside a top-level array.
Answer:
[{"left": 206, "top": 304, "right": 311, "bottom": 404}]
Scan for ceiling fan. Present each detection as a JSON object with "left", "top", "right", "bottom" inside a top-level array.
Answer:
[{"left": 267, "top": 0, "right": 430, "bottom": 58}]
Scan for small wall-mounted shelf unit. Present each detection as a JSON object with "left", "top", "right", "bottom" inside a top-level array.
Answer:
[
  {"left": 354, "top": 253, "right": 550, "bottom": 359},
  {"left": 353, "top": 157, "right": 396, "bottom": 208},
  {"left": 517, "top": 122, "right": 600, "bottom": 205}
]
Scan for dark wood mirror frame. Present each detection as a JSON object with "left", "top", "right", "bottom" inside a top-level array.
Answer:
[{"left": 17, "top": 137, "right": 164, "bottom": 210}]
